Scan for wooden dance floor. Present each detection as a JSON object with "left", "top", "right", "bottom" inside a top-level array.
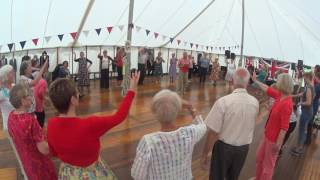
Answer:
[{"left": 0, "top": 77, "right": 320, "bottom": 180}]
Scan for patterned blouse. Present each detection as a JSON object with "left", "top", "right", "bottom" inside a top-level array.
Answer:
[
  {"left": 131, "top": 116, "right": 207, "bottom": 180},
  {"left": 8, "top": 112, "right": 57, "bottom": 179}
]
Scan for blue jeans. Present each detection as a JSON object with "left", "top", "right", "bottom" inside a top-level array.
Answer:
[{"left": 299, "top": 111, "right": 313, "bottom": 145}]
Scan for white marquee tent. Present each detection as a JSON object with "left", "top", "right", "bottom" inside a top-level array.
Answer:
[{"left": 0, "top": 0, "right": 319, "bottom": 75}]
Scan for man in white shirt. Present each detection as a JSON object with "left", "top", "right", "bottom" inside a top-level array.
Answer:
[{"left": 201, "top": 68, "right": 259, "bottom": 180}]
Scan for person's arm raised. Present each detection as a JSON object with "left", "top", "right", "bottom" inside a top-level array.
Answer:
[
  {"left": 252, "top": 71, "right": 269, "bottom": 92},
  {"left": 30, "top": 59, "right": 48, "bottom": 86}
]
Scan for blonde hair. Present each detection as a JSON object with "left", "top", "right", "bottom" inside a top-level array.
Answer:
[
  {"left": 0, "top": 65, "right": 14, "bottom": 84},
  {"left": 276, "top": 73, "right": 293, "bottom": 95},
  {"left": 9, "top": 83, "right": 31, "bottom": 109},
  {"left": 151, "top": 89, "right": 182, "bottom": 123},
  {"left": 303, "top": 72, "right": 313, "bottom": 82}
]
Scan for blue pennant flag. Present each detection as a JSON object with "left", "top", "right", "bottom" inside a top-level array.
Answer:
[
  {"left": 170, "top": 38, "right": 174, "bottom": 44},
  {"left": 8, "top": 43, "right": 14, "bottom": 52},
  {"left": 58, "top": 34, "right": 64, "bottom": 41},
  {"left": 146, "top": 29, "right": 150, "bottom": 36},
  {"left": 95, "top": 28, "right": 102, "bottom": 36},
  {"left": 20, "top": 41, "right": 26, "bottom": 49}
]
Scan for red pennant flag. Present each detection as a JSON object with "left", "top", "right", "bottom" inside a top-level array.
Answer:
[
  {"left": 32, "top": 38, "right": 39, "bottom": 46},
  {"left": 177, "top": 39, "right": 181, "bottom": 45},
  {"left": 70, "top": 32, "right": 78, "bottom": 40},
  {"left": 107, "top": 26, "right": 113, "bottom": 34},
  {"left": 154, "top": 32, "right": 159, "bottom": 39}
]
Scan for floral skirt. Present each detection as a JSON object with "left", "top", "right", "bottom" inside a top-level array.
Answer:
[{"left": 58, "top": 158, "right": 117, "bottom": 180}]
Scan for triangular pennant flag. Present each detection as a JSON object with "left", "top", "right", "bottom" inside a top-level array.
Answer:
[
  {"left": 70, "top": 32, "right": 78, "bottom": 40},
  {"left": 107, "top": 26, "right": 113, "bottom": 34},
  {"left": 0, "top": 45, "right": 2, "bottom": 51},
  {"left": 58, "top": 34, "right": 64, "bottom": 41},
  {"left": 162, "top": 35, "right": 167, "bottom": 41},
  {"left": 154, "top": 32, "right": 159, "bottom": 39},
  {"left": 190, "top": 43, "right": 193, "bottom": 48},
  {"left": 45, "top": 36, "right": 52, "bottom": 43},
  {"left": 201, "top": 45, "right": 204, "bottom": 49},
  {"left": 136, "top": 26, "right": 141, "bottom": 32},
  {"left": 219, "top": 47, "right": 221, "bottom": 51},
  {"left": 8, "top": 43, "right": 14, "bottom": 52},
  {"left": 118, "top": 25, "right": 124, "bottom": 32},
  {"left": 95, "top": 28, "right": 102, "bottom": 36},
  {"left": 32, "top": 38, "right": 39, "bottom": 46},
  {"left": 211, "top": 47, "right": 213, "bottom": 51},
  {"left": 146, "top": 29, "right": 150, "bottom": 36},
  {"left": 196, "top": 44, "right": 199, "bottom": 49},
  {"left": 82, "top": 30, "right": 89, "bottom": 37},
  {"left": 20, "top": 41, "right": 26, "bottom": 49},
  {"left": 177, "top": 39, "right": 181, "bottom": 45},
  {"left": 170, "top": 38, "right": 174, "bottom": 44},
  {"left": 223, "top": 47, "right": 225, "bottom": 50},
  {"left": 228, "top": 46, "right": 231, "bottom": 50},
  {"left": 215, "top": 47, "right": 218, "bottom": 50},
  {"left": 128, "top": 23, "right": 134, "bottom": 29},
  {"left": 206, "top": 46, "right": 209, "bottom": 50},
  {"left": 184, "top": 41, "right": 187, "bottom": 46}
]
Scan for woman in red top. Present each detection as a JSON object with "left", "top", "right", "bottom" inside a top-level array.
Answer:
[
  {"left": 252, "top": 72, "right": 293, "bottom": 180},
  {"left": 177, "top": 52, "right": 190, "bottom": 95},
  {"left": 8, "top": 83, "right": 57, "bottom": 180},
  {"left": 47, "top": 72, "right": 139, "bottom": 179}
]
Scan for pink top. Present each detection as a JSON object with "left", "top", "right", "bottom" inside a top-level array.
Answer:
[
  {"left": 34, "top": 79, "right": 47, "bottom": 112},
  {"left": 8, "top": 112, "right": 57, "bottom": 179}
]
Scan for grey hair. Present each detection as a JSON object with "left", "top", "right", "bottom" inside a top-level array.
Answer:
[
  {"left": 151, "top": 89, "right": 182, "bottom": 123},
  {"left": 20, "top": 61, "right": 31, "bottom": 76},
  {"left": 0, "top": 65, "right": 14, "bottom": 83},
  {"left": 233, "top": 67, "right": 250, "bottom": 87}
]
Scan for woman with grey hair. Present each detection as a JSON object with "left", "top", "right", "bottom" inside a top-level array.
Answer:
[
  {"left": 0, "top": 65, "right": 15, "bottom": 131},
  {"left": 131, "top": 89, "right": 207, "bottom": 180},
  {"left": 19, "top": 59, "right": 48, "bottom": 114}
]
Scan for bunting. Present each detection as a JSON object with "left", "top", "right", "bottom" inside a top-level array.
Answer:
[
  {"left": 8, "top": 43, "right": 14, "bottom": 52},
  {"left": 195, "top": 44, "right": 198, "bottom": 49},
  {"left": 206, "top": 46, "right": 209, "bottom": 50},
  {"left": 190, "top": 43, "right": 193, "bottom": 48},
  {"left": 136, "top": 26, "right": 141, "bottom": 32},
  {"left": 170, "top": 38, "right": 174, "bottom": 44},
  {"left": 162, "top": 35, "right": 166, "bottom": 41},
  {"left": 95, "top": 28, "right": 102, "bottom": 36},
  {"left": 70, "top": 32, "right": 78, "bottom": 40},
  {"left": 154, "top": 32, "right": 159, "bottom": 39},
  {"left": 118, "top": 25, "right": 124, "bottom": 32},
  {"left": 177, "top": 39, "right": 181, "bottom": 45},
  {"left": 82, "top": 30, "right": 89, "bottom": 37},
  {"left": 45, "top": 36, "right": 52, "bottom": 43},
  {"left": 20, "top": 41, "right": 26, "bottom": 49},
  {"left": 32, "top": 38, "right": 39, "bottom": 46},
  {"left": 107, "top": 26, "right": 113, "bottom": 34},
  {"left": 146, "top": 29, "right": 150, "bottom": 36},
  {"left": 58, "top": 34, "right": 64, "bottom": 41},
  {"left": 184, "top": 41, "right": 187, "bottom": 46},
  {"left": 128, "top": 23, "right": 134, "bottom": 29},
  {"left": 211, "top": 47, "right": 213, "bottom": 51}
]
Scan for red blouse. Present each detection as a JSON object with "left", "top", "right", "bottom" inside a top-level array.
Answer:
[
  {"left": 47, "top": 91, "right": 135, "bottom": 167},
  {"left": 8, "top": 112, "right": 57, "bottom": 180},
  {"left": 265, "top": 87, "right": 292, "bottom": 142}
]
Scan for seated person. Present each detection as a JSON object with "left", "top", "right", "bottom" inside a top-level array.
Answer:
[
  {"left": 131, "top": 89, "right": 207, "bottom": 180},
  {"left": 8, "top": 83, "right": 57, "bottom": 179}
]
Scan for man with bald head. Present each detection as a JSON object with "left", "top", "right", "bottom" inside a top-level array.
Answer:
[{"left": 201, "top": 68, "right": 259, "bottom": 180}]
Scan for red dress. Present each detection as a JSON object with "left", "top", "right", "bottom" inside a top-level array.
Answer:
[{"left": 8, "top": 112, "right": 57, "bottom": 180}]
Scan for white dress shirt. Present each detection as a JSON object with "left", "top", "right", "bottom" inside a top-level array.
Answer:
[
  {"left": 205, "top": 88, "right": 259, "bottom": 146},
  {"left": 131, "top": 116, "right": 207, "bottom": 180}
]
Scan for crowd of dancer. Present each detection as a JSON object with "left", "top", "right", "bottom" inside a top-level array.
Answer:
[{"left": 0, "top": 47, "right": 319, "bottom": 180}]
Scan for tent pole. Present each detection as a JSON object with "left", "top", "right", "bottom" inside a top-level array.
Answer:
[
  {"left": 122, "top": 0, "right": 134, "bottom": 96},
  {"left": 239, "top": 0, "right": 245, "bottom": 67}
]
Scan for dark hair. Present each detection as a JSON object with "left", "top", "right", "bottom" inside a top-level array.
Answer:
[
  {"left": 62, "top": 61, "right": 68, "bottom": 65},
  {"left": 42, "top": 51, "right": 47, "bottom": 55},
  {"left": 49, "top": 78, "right": 77, "bottom": 113}
]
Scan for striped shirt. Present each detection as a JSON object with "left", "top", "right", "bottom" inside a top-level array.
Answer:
[{"left": 131, "top": 116, "right": 207, "bottom": 180}]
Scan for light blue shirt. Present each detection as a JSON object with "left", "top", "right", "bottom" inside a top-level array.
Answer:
[{"left": 200, "top": 58, "right": 210, "bottom": 68}]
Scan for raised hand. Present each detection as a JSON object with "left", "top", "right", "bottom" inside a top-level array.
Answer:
[{"left": 129, "top": 71, "right": 140, "bottom": 91}]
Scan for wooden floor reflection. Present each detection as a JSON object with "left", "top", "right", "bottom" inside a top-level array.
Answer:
[{"left": 0, "top": 77, "right": 319, "bottom": 180}]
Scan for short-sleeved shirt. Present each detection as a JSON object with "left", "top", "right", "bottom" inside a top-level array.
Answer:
[
  {"left": 0, "top": 87, "right": 14, "bottom": 130},
  {"left": 205, "top": 88, "right": 259, "bottom": 146},
  {"left": 265, "top": 87, "right": 293, "bottom": 142},
  {"left": 20, "top": 75, "right": 36, "bottom": 113},
  {"left": 131, "top": 116, "right": 207, "bottom": 180},
  {"left": 8, "top": 112, "right": 57, "bottom": 179}
]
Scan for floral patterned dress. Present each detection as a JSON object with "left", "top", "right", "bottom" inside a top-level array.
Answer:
[
  {"left": 8, "top": 112, "right": 57, "bottom": 180},
  {"left": 211, "top": 62, "right": 220, "bottom": 81}
]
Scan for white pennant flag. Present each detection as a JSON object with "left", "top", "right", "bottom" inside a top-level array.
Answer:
[
  {"left": 118, "top": 25, "right": 124, "bottom": 32},
  {"left": 82, "top": 30, "right": 90, "bottom": 37},
  {"left": 184, "top": 41, "right": 187, "bottom": 46},
  {"left": 201, "top": 45, "right": 204, "bottom": 49},
  {"left": 135, "top": 26, "right": 141, "bottom": 33},
  {"left": 162, "top": 35, "right": 167, "bottom": 41},
  {"left": 45, "top": 36, "right": 52, "bottom": 43}
]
